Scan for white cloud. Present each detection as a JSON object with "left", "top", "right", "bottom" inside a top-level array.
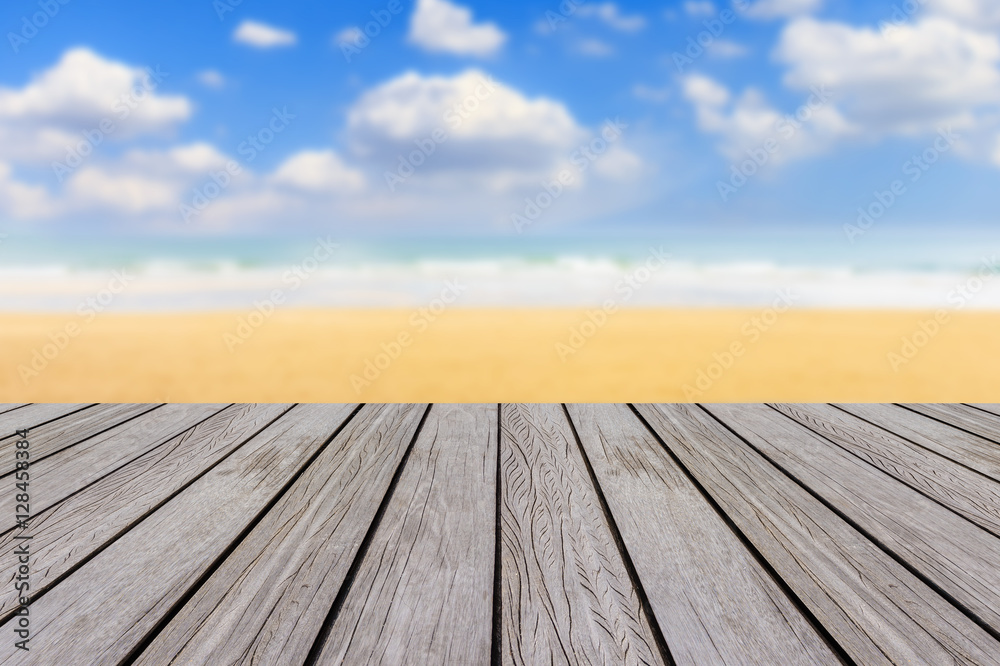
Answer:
[
  {"left": 409, "top": 0, "right": 507, "bottom": 57},
  {"left": 334, "top": 27, "right": 364, "bottom": 47},
  {"left": 0, "top": 48, "right": 191, "bottom": 166},
  {"left": 0, "top": 48, "right": 190, "bottom": 138},
  {"left": 593, "top": 145, "right": 644, "bottom": 180},
  {"left": 197, "top": 70, "right": 225, "bottom": 89},
  {"left": 66, "top": 167, "right": 180, "bottom": 213},
  {"left": 0, "top": 162, "right": 54, "bottom": 219},
  {"left": 578, "top": 3, "right": 647, "bottom": 31},
  {"left": 684, "top": 1, "right": 716, "bottom": 18},
  {"left": 51, "top": 143, "right": 237, "bottom": 216},
  {"left": 925, "top": 0, "right": 1000, "bottom": 28},
  {"left": 776, "top": 17, "right": 1000, "bottom": 135},
  {"left": 271, "top": 150, "right": 366, "bottom": 192},
  {"left": 709, "top": 39, "right": 749, "bottom": 58},
  {"left": 741, "top": 0, "right": 822, "bottom": 20},
  {"left": 683, "top": 74, "right": 854, "bottom": 165},
  {"left": 346, "top": 70, "right": 586, "bottom": 175},
  {"left": 576, "top": 38, "right": 615, "bottom": 57},
  {"left": 684, "top": 75, "right": 730, "bottom": 109},
  {"left": 233, "top": 20, "right": 297, "bottom": 48}
]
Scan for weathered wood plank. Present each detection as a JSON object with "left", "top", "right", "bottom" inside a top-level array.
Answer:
[
  {"left": 712, "top": 403, "right": 1000, "bottom": 636},
  {"left": 0, "top": 403, "right": 359, "bottom": 665},
  {"left": 0, "top": 403, "right": 227, "bottom": 532},
  {"left": 902, "top": 404, "right": 1000, "bottom": 443},
  {"left": 134, "top": 404, "right": 426, "bottom": 666},
  {"left": 566, "top": 403, "right": 839, "bottom": 665},
  {"left": 636, "top": 403, "right": 1000, "bottom": 666},
  {"left": 0, "top": 403, "right": 160, "bottom": 477},
  {"left": 836, "top": 403, "right": 1000, "bottom": 483},
  {"left": 313, "top": 404, "right": 497, "bottom": 665},
  {"left": 771, "top": 403, "right": 1000, "bottom": 538},
  {"left": 0, "top": 403, "right": 293, "bottom": 624},
  {"left": 0, "top": 403, "right": 91, "bottom": 440},
  {"left": 500, "top": 403, "right": 664, "bottom": 666},
  {"left": 0, "top": 405, "right": 25, "bottom": 417},
  {"left": 968, "top": 404, "right": 1000, "bottom": 418}
]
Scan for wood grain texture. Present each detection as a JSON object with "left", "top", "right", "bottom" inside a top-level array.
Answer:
[
  {"left": 968, "top": 404, "right": 1000, "bottom": 418},
  {"left": 500, "top": 403, "right": 664, "bottom": 666},
  {"left": 0, "top": 403, "right": 91, "bottom": 440},
  {"left": 0, "top": 405, "right": 25, "bottom": 416},
  {"left": 314, "top": 404, "right": 497, "bottom": 665},
  {"left": 0, "top": 403, "right": 227, "bottom": 532},
  {"left": 636, "top": 403, "right": 1000, "bottom": 666},
  {"left": 134, "top": 404, "right": 426, "bottom": 666},
  {"left": 0, "top": 403, "right": 293, "bottom": 623},
  {"left": 0, "top": 403, "right": 359, "bottom": 666},
  {"left": 0, "top": 403, "right": 159, "bottom": 477},
  {"left": 566, "top": 403, "right": 839, "bottom": 666},
  {"left": 771, "top": 403, "right": 1000, "bottom": 538},
  {"left": 836, "top": 403, "right": 1000, "bottom": 483},
  {"left": 712, "top": 403, "right": 1000, "bottom": 636},
  {"left": 902, "top": 403, "right": 1000, "bottom": 443}
]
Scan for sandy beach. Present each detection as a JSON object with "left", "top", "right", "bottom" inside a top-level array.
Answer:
[{"left": 3, "top": 308, "right": 999, "bottom": 402}]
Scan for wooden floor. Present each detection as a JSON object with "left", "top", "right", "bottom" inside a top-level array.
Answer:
[{"left": 2, "top": 403, "right": 1000, "bottom": 665}]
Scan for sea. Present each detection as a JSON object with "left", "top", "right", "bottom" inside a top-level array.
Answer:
[{"left": 1, "top": 227, "right": 999, "bottom": 311}]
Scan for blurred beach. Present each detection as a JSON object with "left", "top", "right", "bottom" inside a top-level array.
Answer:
[{"left": 2, "top": 229, "right": 998, "bottom": 402}]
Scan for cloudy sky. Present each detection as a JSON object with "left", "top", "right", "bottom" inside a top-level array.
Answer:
[{"left": 0, "top": 0, "right": 998, "bottom": 235}]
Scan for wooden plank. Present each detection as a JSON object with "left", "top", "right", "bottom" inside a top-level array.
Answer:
[
  {"left": 969, "top": 404, "right": 1000, "bottom": 418},
  {"left": 0, "top": 403, "right": 91, "bottom": 439},
  {"left": 771, "top": 403, "right": 1000, "bottom": 538},
  {"left": 566, "top": 403, "right": 839, "bottom": 666},
  {"left": 312, "top": 404, "right": 497, "bottom": 665},
  {"left": 836, "top": 403, "right": 1000, "bottom": 483},
  {"left": 902, "top": 403, "right": 1000, "bottom": 443},
  {"left": 499, "top": 403, "right": 664, "bottom": 666},
  {"left": 712, "top": 403, "right": 1000, "bottom": 636},
  {"left": 0, "top": 403, "right": 359, "bottom": 665},
  {"left": 133, "top": 404, "right": 425, "bottom": 666},
  {"left": 635, "top": 403, "right": 1000, "bottom": 666},
  {"left": 0, "top": 403, "right": 160, "bottom": 477},
  {"left": 0, "top": 403, "right": 227, "bottom": 532},
  {"left": 0, "top": 403, "right": 293, "bottom": 624},
  {"left": 0, "top": 405, "right": 25, "bottom": 417}
]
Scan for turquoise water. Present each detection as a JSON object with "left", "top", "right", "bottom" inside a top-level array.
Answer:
[
  {"left": 1, "top": 227, "right": 998, "bottom": 273},
  {"left": 1, "top": 228, "right": 999, "bottom": 310}
]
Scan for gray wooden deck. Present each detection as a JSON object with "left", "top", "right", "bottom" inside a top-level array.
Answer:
[{"left": 2, "top": 403, "right": 1000, "bottom": 664}]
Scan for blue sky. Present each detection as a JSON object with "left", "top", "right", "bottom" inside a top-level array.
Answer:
[{"left": 0, "top": 0, "right": 998, "bottom": 236}]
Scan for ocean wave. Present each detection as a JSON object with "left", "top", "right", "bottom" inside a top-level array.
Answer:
[{"left": 2, "top": 256, "right": 1000, "bottom": 311}]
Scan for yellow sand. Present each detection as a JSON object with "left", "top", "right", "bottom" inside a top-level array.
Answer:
[{"left": 1, "top": 309, "right": 998, "bottom": 402}]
